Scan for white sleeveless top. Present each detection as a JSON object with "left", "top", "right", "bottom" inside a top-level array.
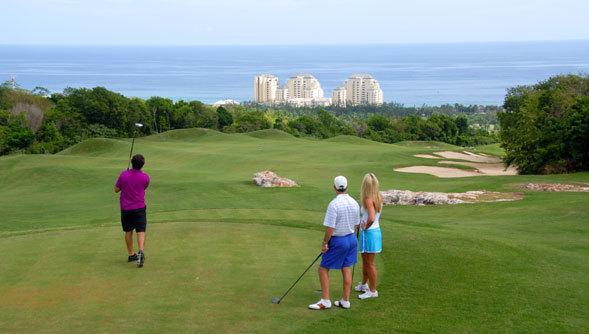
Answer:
[{"left": 361, "top": 206, "right": 381, "bottom": 230}]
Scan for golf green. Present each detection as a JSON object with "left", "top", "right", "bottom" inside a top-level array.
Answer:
[{"left": 0, "top": 128, "right": 588, "bottom": 333}]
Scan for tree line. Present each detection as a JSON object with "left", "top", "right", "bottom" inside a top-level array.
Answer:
[
  {"left": 0, "top": 83, "right": 497, "bottom": 156},
  {"left": 3, "top": 74, "right": 587, "bottom": 174}
]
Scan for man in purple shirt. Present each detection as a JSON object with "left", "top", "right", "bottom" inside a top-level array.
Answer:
[{"left": 115, "top": 154, "right": 150, "bottom": 267}]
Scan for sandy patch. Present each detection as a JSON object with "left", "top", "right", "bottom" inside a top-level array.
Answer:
[
  {"left": 395, "top": 166, "right": 482, "bottom": 178},
  {"left": 434, "top": 151, "right": 500, "bottom": 163},
  {"left": 521, "top": 183, "right": 589, "bottom": 192},
  {"left": 439, "top": 161, "right": 517, "bottom": 176},
  {"left": 414, "top": 154, "right": 441, "bottom": 159},
  {"left": 381, "top": 189, "right": 523, "bottom": 205},
  {"left": 402, "top": 150, "right": 516, "bottom": 178}
]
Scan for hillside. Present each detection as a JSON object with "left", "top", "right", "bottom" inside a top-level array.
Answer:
[{"left": 0, "top": 131, "right": 588, "bottom": 333}]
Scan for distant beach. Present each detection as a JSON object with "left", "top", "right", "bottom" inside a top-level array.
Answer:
[{"left": 1, "top": 40, "right": 588, "bottom": 105}]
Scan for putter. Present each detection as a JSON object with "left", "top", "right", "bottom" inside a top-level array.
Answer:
[
  {"left": 126, "top": 123, "right": 144, "bottom": 170},
  {"left": 272, "top": 252, "right": 322, "bottom": 304}
]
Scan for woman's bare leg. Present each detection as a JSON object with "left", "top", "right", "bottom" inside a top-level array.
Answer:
[
  {"left": 366, "top": 253, "right": 377, "bottom": 292},
  {"left": 361, "top": 253, "right": 369, "bottom": 284}
]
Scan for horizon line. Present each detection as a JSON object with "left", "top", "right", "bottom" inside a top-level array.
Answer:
[{"left": 2, "top": 38, "right": 589, "bottom": 48}]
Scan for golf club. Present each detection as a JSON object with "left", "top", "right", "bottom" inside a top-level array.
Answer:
[
  {"left": 272, "top": 252, "right": 322, "bottom": 304},
  {"left": 352, "top": 229, "right": 358, "bottom": 282},
  {"left": 127, "top": 123, "right": 144, "bottom": 170}
]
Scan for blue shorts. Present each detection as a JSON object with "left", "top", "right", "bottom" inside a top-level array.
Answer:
[
  {"left": 359, "top": 227, "right": 382, "bottom": 253},
  {"left": 320, "top": 233, "right": 358, "bottom": 270}
]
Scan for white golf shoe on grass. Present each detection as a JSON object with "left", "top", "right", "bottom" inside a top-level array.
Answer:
[
  {"left": 358, "top": 290, "right": 378, "bottom": 299},
  {"left": 354, "top": 282, "right": 369, "bottom": 292},
  {"left": 308, "top": 299, "right": 332, "bottom": 310},
  {"left": 334, "top": 299, "right": 351, "bottom": 309}
]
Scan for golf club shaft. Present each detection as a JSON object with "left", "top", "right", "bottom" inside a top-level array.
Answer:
[
  {"left": 278, "top": 252, "right": 322, "bottom": 302},
  {"left": 127, "top": 137, "right": 135, "bottom": 170},
  {"left": 352, "top": 230, "right": 358, "bottom": 281}
]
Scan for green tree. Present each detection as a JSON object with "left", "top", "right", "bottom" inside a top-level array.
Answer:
[
  {"left": 498, "top": 74, "right": 589, "bottom": 174},
  {"left": 217, "top": 106, "right": 233, "bottom": 129}
]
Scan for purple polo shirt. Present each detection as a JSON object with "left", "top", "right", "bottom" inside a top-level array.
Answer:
[{"left": 115, "top": 169, "right": 150, "bottom": 211}]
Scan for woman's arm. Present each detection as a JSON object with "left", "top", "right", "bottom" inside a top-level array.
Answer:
[{"left": 363, "top": 197, "right": 376, "bottom": 229}]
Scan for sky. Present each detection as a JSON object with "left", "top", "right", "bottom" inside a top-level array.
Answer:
[{"left": 2, "top": 0, "right": 589, "bottom": 45}]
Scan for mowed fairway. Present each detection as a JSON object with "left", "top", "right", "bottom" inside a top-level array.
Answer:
[{"left": 0, "top": 128, "right": 588, "bottom": 333}]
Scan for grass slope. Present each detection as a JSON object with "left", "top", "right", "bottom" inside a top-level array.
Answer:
[{"left": 0, "top": 128, "right": 588, "bottom": 333}]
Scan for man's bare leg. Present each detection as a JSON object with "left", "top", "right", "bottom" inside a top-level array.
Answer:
[
  {"left": 125, "top": 231, "right": 134, "bottom": 255},
  {"left": 137, "top": 232, "right": 145, "bottom": 252},
  {"left": 341, "top": 266, "right": 352, "bottom": 301},
  {"left": 319, "top": 267, "right": 330, "bottom": 300}
]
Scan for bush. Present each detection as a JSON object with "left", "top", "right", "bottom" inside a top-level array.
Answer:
[{"left": 498, "top": 74, "right": 589, "bottom": 174}]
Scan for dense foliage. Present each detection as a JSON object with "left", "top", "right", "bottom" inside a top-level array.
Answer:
[
  {"left": 0, "top": 83, "right": 497, "bottom": 156},
  {"left": 498, "top": 74, "right": 589, "bottom": 174}
]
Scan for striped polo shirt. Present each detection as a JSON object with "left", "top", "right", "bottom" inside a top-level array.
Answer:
[{"left": 323, "top": 193, "right": 361, "bottom": 236}]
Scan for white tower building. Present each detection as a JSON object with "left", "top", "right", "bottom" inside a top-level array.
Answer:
[
  {"left": 254, "top": 74, "right": 279, "bottom": 103},
  {"left": 275, "top": 86, "right": 289, "bottom": 102},
  {"left": 344, "top": 74, "right": 384, "bottom": 106},
  {"left": 332, "top": 86, "right": 347, "bottom": 107},
  {"left": 285, "top": 74, "right": 325, "bottom": 99}
]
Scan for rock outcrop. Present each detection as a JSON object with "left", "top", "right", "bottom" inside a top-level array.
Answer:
[
  {"left": 381, "top": 189, "right": 523, "bottom": 205},
  {"left": 252, "top": 171, "right": 298, "bottom": 187},
  {"left": 522, "top": 183, "right": 589, "bottom": 192}
]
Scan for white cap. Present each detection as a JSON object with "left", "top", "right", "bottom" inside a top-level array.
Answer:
[{"left": 334, "top": 176, "right": 348, "bottom": 191}]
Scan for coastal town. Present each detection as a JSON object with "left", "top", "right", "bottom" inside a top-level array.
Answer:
[{"left": 254, "top": 73, "right": 384, "bottom": 107}]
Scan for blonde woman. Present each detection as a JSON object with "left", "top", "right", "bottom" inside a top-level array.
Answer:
[{"left": 355, "top": 173, "right": 382, "bottom": 299}]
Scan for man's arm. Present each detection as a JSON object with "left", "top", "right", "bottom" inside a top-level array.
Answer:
[
  {"left": 322, "top": 202, "right": 337, "bottom": 252},
  {"left": 322, "top": 227, "right": 334, "bottom": 253},
  {"left": 115, "top": 173, "right": 122, "bottom": 193}
]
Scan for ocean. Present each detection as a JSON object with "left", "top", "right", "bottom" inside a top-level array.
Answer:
[{"left": 1, "top": 41, "right": 588, "bottom": 106}]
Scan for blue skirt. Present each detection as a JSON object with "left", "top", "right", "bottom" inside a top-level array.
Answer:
[{"left": 359, "top": 227, "right": 382, "bottom": 253}]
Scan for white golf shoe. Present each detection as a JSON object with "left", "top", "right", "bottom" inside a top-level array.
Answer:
[
  {"left": 334, "top": 299, "right": 351, "bottom": 309},
  {"left": 308, "top": 299, "right": 332, "bottom": 310},
  {"left": 354, "top": 282, "right": 369, "bottom": 292},
  {"left": 358, "top": 290, "right": 378, "bottom": 300}
]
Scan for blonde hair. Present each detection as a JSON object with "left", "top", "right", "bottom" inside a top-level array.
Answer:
[{"left": 360, "top": 173, "right": 382, "bottom": 213}]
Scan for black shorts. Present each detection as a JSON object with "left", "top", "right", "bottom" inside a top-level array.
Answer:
[{"left": 121, "top": 207, "right": 147, "bottom": 232}]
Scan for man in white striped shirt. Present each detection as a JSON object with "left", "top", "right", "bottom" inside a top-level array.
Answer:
[{"left": 309, "top": 176, "right": 360, "bottom": 310}]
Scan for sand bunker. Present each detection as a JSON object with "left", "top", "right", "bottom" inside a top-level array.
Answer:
[
  {"left": 395, "top": 166, "right": 482, "bottom": 178},
  {"left": 414, "top": 154, "right": 441, "bottom": 159},
  {"left": 252, "top": 171, "right": 298, "bottom": 187},
  {"left": 522, "top": 183, "right": 589, "bottom": 192},
  {"left": 381, "top": 189, "right": 523, "bottom": 205},
  {"left": 433, "top": 151, "right": 500, "bottom": 163},
  {"left": 403, "top": 150, "right": 515, "bottom": 178},
  {"left": 439, "top": 161, "right": 517, "bottom": 176}
]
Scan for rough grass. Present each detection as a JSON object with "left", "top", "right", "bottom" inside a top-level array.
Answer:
[{"left": 0, "top": 128, "right": 588, "bottom": 333}]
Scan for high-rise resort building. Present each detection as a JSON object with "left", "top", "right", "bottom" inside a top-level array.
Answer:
[
  {"left": 344, "top": 74, "right": 384, "bottom": 106},
  {"left": 253, "top": 74, "right": 279, "bottom": 103},
  {"left": 285, "top": 74, "right": 324, "bottom": 99},
  {"left": 284, "top": 74, "right": 331, "bottom": 107},
  {"left": 254, "top": 73, "right": 384, "bottom": 107},
  {"left": 332, "top": 86, "right": 347, "bottom": 107}
]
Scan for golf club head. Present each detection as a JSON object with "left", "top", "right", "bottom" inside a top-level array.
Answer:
[
  {"left": 271, "top": 297, "right": 281, "bottom": 304},
  {"left": 134, "top": 123, "right": 144, "bottom": 128}
]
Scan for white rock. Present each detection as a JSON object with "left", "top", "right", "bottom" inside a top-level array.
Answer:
[
  {"left": 381, "top": 189, "right": 522, "bottom": 205},
  {"left": 253, "top": 171, "right": 298, "bottom": 188}
]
